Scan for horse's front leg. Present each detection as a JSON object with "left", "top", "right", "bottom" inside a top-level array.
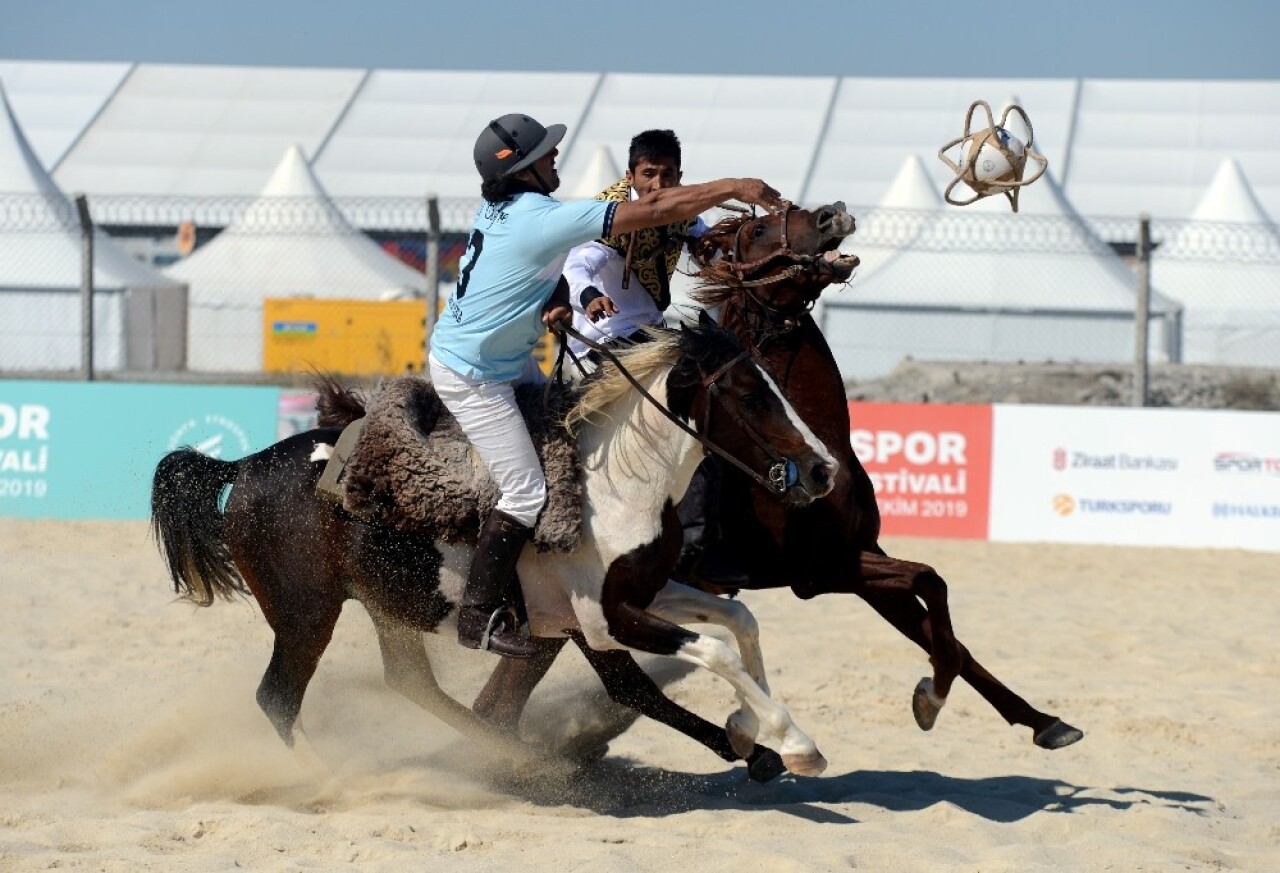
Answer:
[
  {"left": 647, "top": 581, "right": 770, "bottom": 756},
  {"left": 595, "top": 600, "right": 826, "bottom": 776},
  {"left": 855, "top": 550, "right": 964, "bottom": 726},
  {"left": 568, "top": 635, "right": 787, "bottom": 783},
  {"left": 819, "top": 549, "right": 1083, "bottom": 749}
]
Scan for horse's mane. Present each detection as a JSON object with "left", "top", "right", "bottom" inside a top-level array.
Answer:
[
  {"left": 314, "top": 372, "right": 368, "bottom": 428},
  {"left": 689, "top": 214, "right": 752, "bottom": 310},
  {"left": 563, "top": 330, "right": 681, "bottom": 435}
]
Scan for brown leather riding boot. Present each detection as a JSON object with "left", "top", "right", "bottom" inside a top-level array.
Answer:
[{"left": 457, "top": 509, "right": 539, "bottom": 659}]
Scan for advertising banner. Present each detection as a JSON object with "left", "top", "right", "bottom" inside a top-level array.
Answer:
[
  {"left": 849, "top": 402, "right": 993, "bottom": 538},
  {"left": 0, "top": 381, "right": 280, "bottom": 520},
  {"left": 990, "top": 405, "right": 1280, "bottom": 552}
]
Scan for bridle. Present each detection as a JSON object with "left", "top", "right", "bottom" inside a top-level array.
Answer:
[
  {"left": 557, "top": 324, "right": 800, "bottom": 496},
  {"left": 720, "top": 205, "right": 824, "bottom": 289},
  {"left": 711, "top": 206, "right": 848, "bottom": 347}
]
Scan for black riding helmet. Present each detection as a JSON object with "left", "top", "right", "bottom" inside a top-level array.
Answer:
[{"left": 473, "top": 113, "right": 567, "bottom": 184}]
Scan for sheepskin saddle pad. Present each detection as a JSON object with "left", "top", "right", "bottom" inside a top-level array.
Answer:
[{"left": 339, "top": 376, "right": 583, "bottom": 553}]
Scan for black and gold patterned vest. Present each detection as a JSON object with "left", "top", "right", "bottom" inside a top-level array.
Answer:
[{"left": 594, "top": 178, "right": 697, "bottom": 310}]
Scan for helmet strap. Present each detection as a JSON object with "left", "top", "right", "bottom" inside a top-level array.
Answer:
[{"left": 527, "top": 165, "right": 554, "bottom": 195}]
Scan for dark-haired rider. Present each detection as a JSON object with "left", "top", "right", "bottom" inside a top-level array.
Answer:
[
  {"left": 428, "top": 113, "right": 784, "bottom": 658},
  {"left": 563, "top": 128, "right": 748, "bottom": 590}
]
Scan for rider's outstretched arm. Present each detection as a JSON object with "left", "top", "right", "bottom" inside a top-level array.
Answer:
[{"left": 612, "top": 178, "right": 786, "bottom": 235}]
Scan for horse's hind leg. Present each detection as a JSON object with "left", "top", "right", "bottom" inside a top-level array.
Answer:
[
  {"left": 365, "top": 611, "right": 543, "bottom": 762},
  {"left": 255, "top": 598, "right": 343, "bottom": 748},
  {"left": 471, "top": 636, "right": 568, "bottom": 732}
]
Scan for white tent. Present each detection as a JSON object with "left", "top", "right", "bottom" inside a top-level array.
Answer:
[
  {"left": 1156, "top": 158, "right": 1280, "bottom": 365},
  {"left": 825, "top": 161, "right": 1180, "bottom": 381},
  {"left": 0, "top": 82, "right": 186, "bottom": 372},
  {"left": 850, "top": 154, "right": 942, "bottom": 278},
  {"left": 570, "top": 145, "right": 623, "bottom": 198},
  {"left": 165, "top": 144, "right": 428, "bottom": 372}
]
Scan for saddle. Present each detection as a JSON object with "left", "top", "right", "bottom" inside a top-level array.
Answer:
[{"left": 324, "top": 376, "right": 584, "bottom": 553}]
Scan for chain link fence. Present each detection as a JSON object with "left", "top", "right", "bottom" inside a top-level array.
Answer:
[{"left": 2, "top": 193, "right": 1277, "bottom": 392}]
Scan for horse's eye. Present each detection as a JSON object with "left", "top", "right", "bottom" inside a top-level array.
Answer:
[
  {"left": 739, "top": 391, "right": 768, "bottom": 412},
  {"left": 752, "top": 223, "right": 768, "bottom": 238}
]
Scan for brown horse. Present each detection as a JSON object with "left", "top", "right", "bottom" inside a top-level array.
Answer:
[{"left": 476, "top": 202, "right": 1083, "bottom": 752}]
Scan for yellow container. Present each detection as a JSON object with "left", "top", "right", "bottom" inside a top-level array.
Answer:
[{"left": 263, "top": 298, "right": 427, "bottom": 376}]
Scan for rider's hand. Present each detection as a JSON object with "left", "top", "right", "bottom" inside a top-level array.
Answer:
[
  {"left": 585, "top": 296, "right": 619, "bottom": 322},
  {"left": 734, "top": 178, "right": 789, "bottom": 214},
  {"left": 542, "top": 303, "right": 572, "bottom": 331}
]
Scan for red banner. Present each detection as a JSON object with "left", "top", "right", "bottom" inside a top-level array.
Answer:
[{"left": 848, "top": 403, "right": 993, "bottom": 539}]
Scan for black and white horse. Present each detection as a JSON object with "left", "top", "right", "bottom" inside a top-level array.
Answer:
[{"left": 151, "top": 316, "right": 838, "bottom": 777}]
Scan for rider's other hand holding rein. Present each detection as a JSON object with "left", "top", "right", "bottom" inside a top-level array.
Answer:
[{"left": 542, "top": 276, "right": 573, "bottom": 329}]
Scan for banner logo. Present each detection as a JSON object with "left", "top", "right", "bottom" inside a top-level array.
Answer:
[{"left": 168, "top": 413, "right": 251, "bottom": 459}]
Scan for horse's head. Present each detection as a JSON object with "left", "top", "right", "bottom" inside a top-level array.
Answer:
[
  {"left": 691, "top": 203, "right": 859, "bottom": 316},
  {"left": 666, "top": 311, "right": 838, "bottom": 506}
]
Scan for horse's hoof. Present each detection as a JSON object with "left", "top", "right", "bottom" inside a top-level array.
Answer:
[
  {"left": 782, "top": 749, "right": 828, "bottom": 777},
  {"left": 1034, "top": 718, "right": 1084, "bottom": 749},
  {"left": 726, "top": 713, "right": 757, "bottom": 759},
  {"left": 746, "top": 747, "right": 787, "bottom": 783},
  {"left": 564, "top": 742, "right": 610, "bottom": 766},
  {"left": 912, "top": 677, "right": 946, "bottom": 731}
]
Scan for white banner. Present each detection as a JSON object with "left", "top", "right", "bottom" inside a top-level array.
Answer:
[{"left": 990, "top": 405, "right": 1280, "bottom": 551}]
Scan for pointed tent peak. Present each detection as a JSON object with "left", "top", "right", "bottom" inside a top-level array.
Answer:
[
  {"left": 0, "top": 77, "right": 64, "bottom": 199},
  {"left": 880, "top": 154, "right": 941, "bottom": 209},
  {"left": 1191, "top": 158, "right": 1274, "bottom": 224},
  {"left": 571, "top": 145, "right": 624, "bottom": 198},
  {"left": 259, "top": 144, "right": 324, "bottom": 198}
]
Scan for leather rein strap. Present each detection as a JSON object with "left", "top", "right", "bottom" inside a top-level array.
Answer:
[{"left": 558, "top": 324, "right": 798, "bottom": 495}]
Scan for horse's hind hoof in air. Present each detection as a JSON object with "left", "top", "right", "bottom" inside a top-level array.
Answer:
[{"left": 1034, "top": 718, "right": 1084, "bottom": 750}]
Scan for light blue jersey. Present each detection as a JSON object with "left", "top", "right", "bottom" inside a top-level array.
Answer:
[{"left": 430, "top": 193, "right": 618, "bottom": 382}]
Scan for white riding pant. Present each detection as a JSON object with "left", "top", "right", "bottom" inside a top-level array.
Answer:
[{"left": 428, "top": 354, "right": 548, "bottom": 528}]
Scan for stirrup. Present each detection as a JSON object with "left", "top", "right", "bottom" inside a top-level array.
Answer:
[{"left": 480, "top": 605, "right": 521, "bottom": 651}]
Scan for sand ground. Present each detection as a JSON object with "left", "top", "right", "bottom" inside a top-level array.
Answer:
[{"left": 1, "top": 518, "right": 1277, "bottom": 872}]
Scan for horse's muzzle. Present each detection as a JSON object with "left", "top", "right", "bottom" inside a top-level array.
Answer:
[
  {"left": 816, "top": 202, "right": 855, "bottom": 239},
  {"left": 787, "top": 460, "right": 836, "bottom": 505}
]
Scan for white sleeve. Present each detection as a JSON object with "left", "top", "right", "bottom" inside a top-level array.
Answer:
[{"left": 564, "top": 243, "right": 612, "bottom": 314}]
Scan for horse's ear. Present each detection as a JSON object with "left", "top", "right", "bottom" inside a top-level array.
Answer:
[{"left": 698, "top": 308, "right": 715, "bottom": 328}]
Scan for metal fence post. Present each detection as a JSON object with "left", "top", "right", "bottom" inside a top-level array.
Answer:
[
  {"left": 74, "top": 193, "right": 95, "bottom": 381},
  {"left": 424, "top": 194, "right": 441, "bottom": 348},
  {"left": 1133, "top": 213, "right": 1151, "bottom": 407}
]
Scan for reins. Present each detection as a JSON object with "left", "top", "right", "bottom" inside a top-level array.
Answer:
[{"left": 555, "top": 323, "right": 799, "bottom": 496}]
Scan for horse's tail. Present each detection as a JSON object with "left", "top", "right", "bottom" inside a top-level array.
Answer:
[
  {"left": 314, "top": 372, "right": 366, "bottom": 428},
  {"left": 150, "top": 448, "right": 248, "bottom": 606}
]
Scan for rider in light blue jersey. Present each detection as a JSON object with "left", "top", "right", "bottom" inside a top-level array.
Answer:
[{"left": 429, "top": 113, "right": 785, "bottom": 658}]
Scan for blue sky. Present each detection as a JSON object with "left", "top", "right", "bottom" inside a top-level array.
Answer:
[{"left": 1, "top": 0, "right": 1276, "bottom": 79}]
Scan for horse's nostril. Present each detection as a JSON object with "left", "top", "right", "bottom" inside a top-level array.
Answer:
[
  {"left": 811, "top": 462, "right": 833, "bottom": 488},
  {"left": 816, "top": 207, "right": 836, "bottom": 230}
]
